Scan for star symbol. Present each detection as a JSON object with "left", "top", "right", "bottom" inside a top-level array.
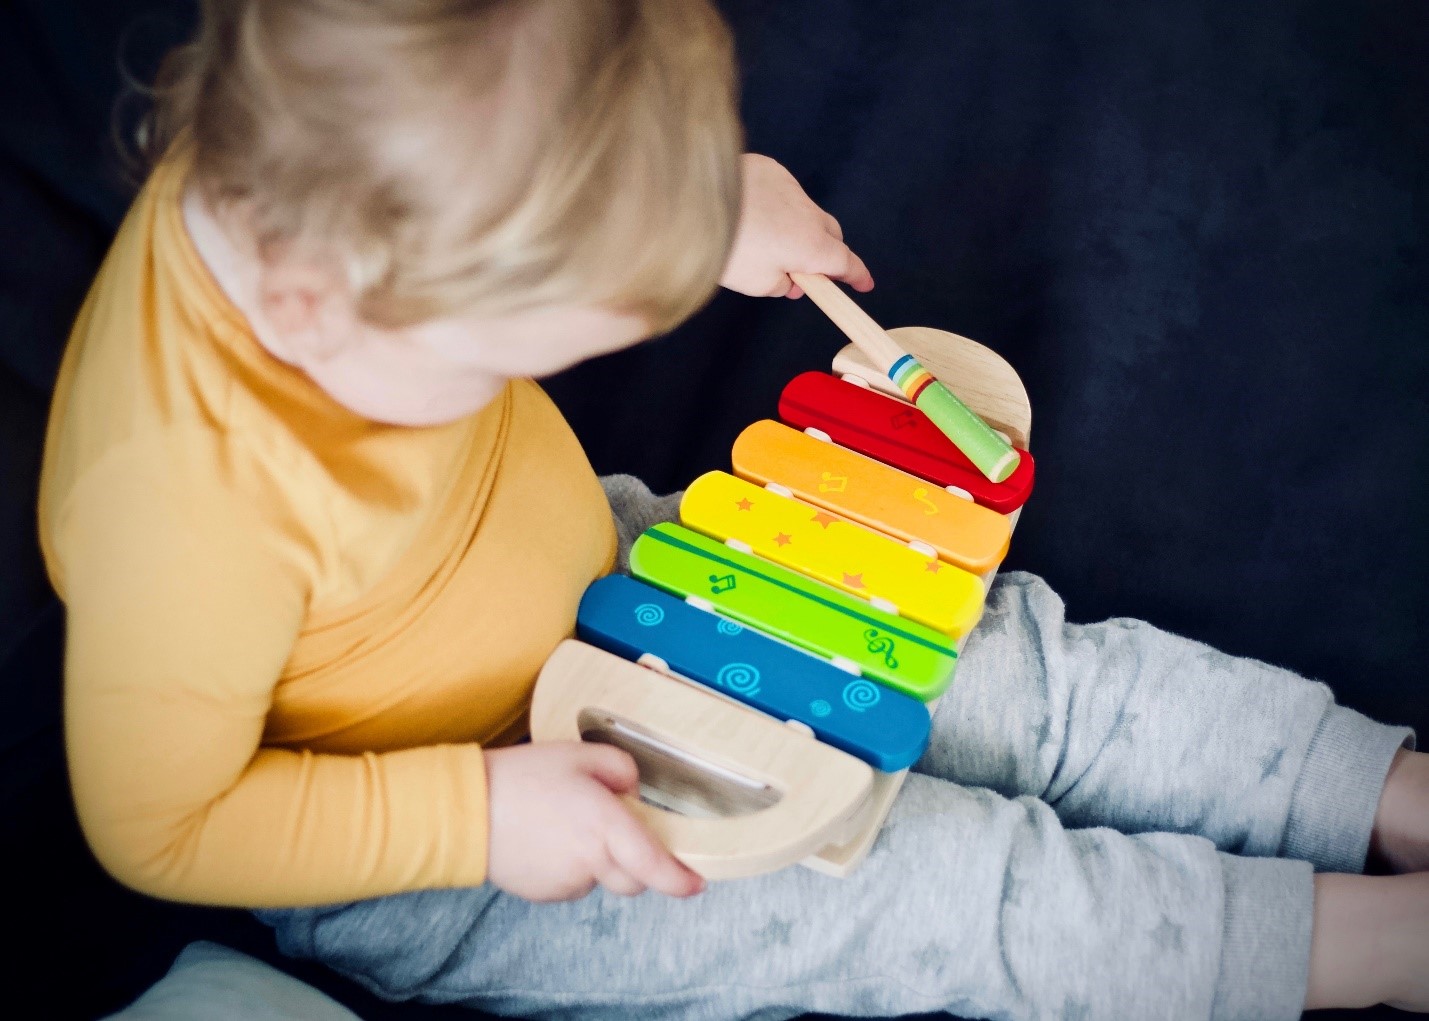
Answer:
[
  {"left": 584, "top": 912, "right": 619, "bottom": 940},
  {"left": 912, "top": 940, "right": 945, "bottom": 973},
  {"left": 1259, "top": 747, "right": 1285, "bottom": 781},
  {"left": 735, "top": 498, "right": 753, "bottom": 511},
  {"left": 1108, "top": 709, "right": 1140, "bottom": 744},
  {"left": 811, "top": 511, "right": 839, "bottom": 528},
  {"left": 755, "top": 917, "right": 793, "bottom": 947},
  {"left": 842, "top": 572, "right": 865, "bottom": 589},
  {"left": 773, "top": 532, "right": 792, "bottom": 546},
  {"left": 1078, "top": 840, "right": 1108, "bottom": 864},
  {"left": 924, "top": 560, "right": 942, "bottom": 573},
  {"left": 1151, "top": 917, "right": 1185, "bottom": 953},
  {"left": 1001, "top": 874, "right": 1026, "bottom": 908}
]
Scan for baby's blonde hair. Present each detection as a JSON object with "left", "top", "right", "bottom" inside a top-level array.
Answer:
[{"left": 148, "top": 0, "right": 743, "bottom": 332}]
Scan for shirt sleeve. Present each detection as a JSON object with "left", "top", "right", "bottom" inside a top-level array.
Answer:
[{"left": 54, "top": 444, "right": 491, "bottom": 908}]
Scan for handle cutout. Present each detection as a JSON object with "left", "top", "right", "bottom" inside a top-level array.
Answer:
[{"left": 578, "top": 709, "right": 782, "bottom": 818}]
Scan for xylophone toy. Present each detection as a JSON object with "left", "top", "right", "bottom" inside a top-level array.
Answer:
[{"left": 530, "top": 278, "right": 1035, "bottom": 880}]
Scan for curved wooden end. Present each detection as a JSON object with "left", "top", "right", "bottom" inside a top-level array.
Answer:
[
  {"left": 529, "top": 640, "right": 875, "bottom": 881},
  {"left": 832, "top": 325, "right": 1033, "bottom": 449}
]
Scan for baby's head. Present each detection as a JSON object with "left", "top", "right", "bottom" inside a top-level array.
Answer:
[{"left": 152, "top": 0, "right": 742, "bottom": 423}]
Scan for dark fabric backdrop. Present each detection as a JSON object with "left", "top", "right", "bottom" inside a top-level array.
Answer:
[{"left": 2, "top": 2, "right": 1424, "bottom": 1018}]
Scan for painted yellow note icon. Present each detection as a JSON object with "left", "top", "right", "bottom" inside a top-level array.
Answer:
[{"left": 912, "top": 487, "right": 939, "bottom": 516}]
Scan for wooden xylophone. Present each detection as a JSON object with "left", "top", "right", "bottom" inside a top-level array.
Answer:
[{"left": 530, "top": 324, "right": 1034, "bottom": 880}]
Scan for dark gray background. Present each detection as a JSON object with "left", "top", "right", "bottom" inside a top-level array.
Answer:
[{"left": 2, "top": 2, "right": 1424, "bottom": 1018}]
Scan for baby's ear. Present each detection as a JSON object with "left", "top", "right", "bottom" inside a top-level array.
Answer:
[{"left": 256, "top": 252, "right": 357, "bottom": 361}]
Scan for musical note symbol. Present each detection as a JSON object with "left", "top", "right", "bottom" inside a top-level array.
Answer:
[
  {"left": 709, "top": 574, "right": 737, "bottom": 594},
  {"left": 863, "top": 628, "right": 899, "bottom": 669},
  {"left": 818, "top": 472, "right": 848, "bottom": 493},
  {"left": 912, "top": 487, "right": 939, "bottom": 515},
  {"left": 890, "top": 409, "right": 919, "bottom": 431}
]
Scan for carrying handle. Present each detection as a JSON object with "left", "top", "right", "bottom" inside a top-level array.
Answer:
[{"left": 530, "top": 641, "right": 875, "bottom": 880}]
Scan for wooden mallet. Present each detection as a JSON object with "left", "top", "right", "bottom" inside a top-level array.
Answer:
[{"left": 790, "top": 273, "right": 1021, "bottom": 484}]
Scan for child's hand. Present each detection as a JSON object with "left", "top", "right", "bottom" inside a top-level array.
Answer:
[
  {"left": 484, "top": 742, "right": 705, "bottom": 902},
  {"left": 721, "top": 154, "right": 875, "bottom": 299}
]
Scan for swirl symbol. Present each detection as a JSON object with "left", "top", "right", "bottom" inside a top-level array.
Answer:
[
  {"left": 716, "top": 662, "right": 761, "bottom": 697},
  {"left": 633, "top": 604, "right": 665, "bottom": 627},
  {"left": 809, "top": 699, "right": 832, "bottom": 718},
  {"left": 842, "top": 679, "right": 881, "bottom": 712},
  {"left": 716, "top": 619, "right": 744, "bottom": 637}
]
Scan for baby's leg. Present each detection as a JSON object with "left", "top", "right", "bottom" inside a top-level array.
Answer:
[
  {"left": 259, "top": 773, "right": 1319, "bottom": 1021},
  {"left": 919, "top": 572, "right": 1415, "bottom": 873}
]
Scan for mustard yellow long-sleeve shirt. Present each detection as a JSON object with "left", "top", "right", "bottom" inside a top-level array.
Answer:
[{"left": 37, "top": 157, "right": 617, "bottom": 908}]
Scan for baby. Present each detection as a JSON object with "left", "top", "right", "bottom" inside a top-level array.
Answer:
[{"left": 39, "top": 2, "right": 1428, "bottom": 1018}]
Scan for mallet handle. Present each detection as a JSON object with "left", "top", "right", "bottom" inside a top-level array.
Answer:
[
  {"left": 790, "top": 273, "right": 905, "bottom": 374},
  {"left": 789, "top": 273, "right": 1021, "bottom": 484}
]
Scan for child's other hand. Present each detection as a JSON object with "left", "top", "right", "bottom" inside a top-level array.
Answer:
[
  {"left": 483, "top": 742, "right": 705, "bottom": 902},
  {"left": 720, "top": 153, "right": 874, "bottom": 299}
]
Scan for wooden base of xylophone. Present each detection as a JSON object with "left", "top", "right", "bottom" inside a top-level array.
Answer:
[{"left": 530, "top": 325, "right": 1033, "bottom": 880}]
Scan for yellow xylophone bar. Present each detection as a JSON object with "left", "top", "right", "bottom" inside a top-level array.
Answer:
[{"left": 680, "top": 470, "right": 985, "bottom": 638}]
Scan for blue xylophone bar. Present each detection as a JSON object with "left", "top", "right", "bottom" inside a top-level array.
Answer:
[{"left": 577, "top": 575, "right": 931, "bottom": 772}]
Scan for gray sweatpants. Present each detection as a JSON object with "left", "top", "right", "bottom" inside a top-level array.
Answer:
[{"left": 260, "top": 478, "right": 1415, "bottom": 1021}]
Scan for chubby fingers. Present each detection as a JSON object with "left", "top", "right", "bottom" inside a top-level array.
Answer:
[
  {"left": 603, "top": 800, "right": 706, "bottom": 898},
  {"left": 576, "top": 743, "right": 704, "bottom": 898},
  {"left": 786, "top": 230, "right": 875, "bottom": 299},
  {"left": 593, "top": 855, "right": 647, "bottom": 898},
  {"left": 828, "top": 243, "right": 875, "bottom": 292},
  {"left": 576, "top": 741, "right": 641, "bottom": 795}
]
